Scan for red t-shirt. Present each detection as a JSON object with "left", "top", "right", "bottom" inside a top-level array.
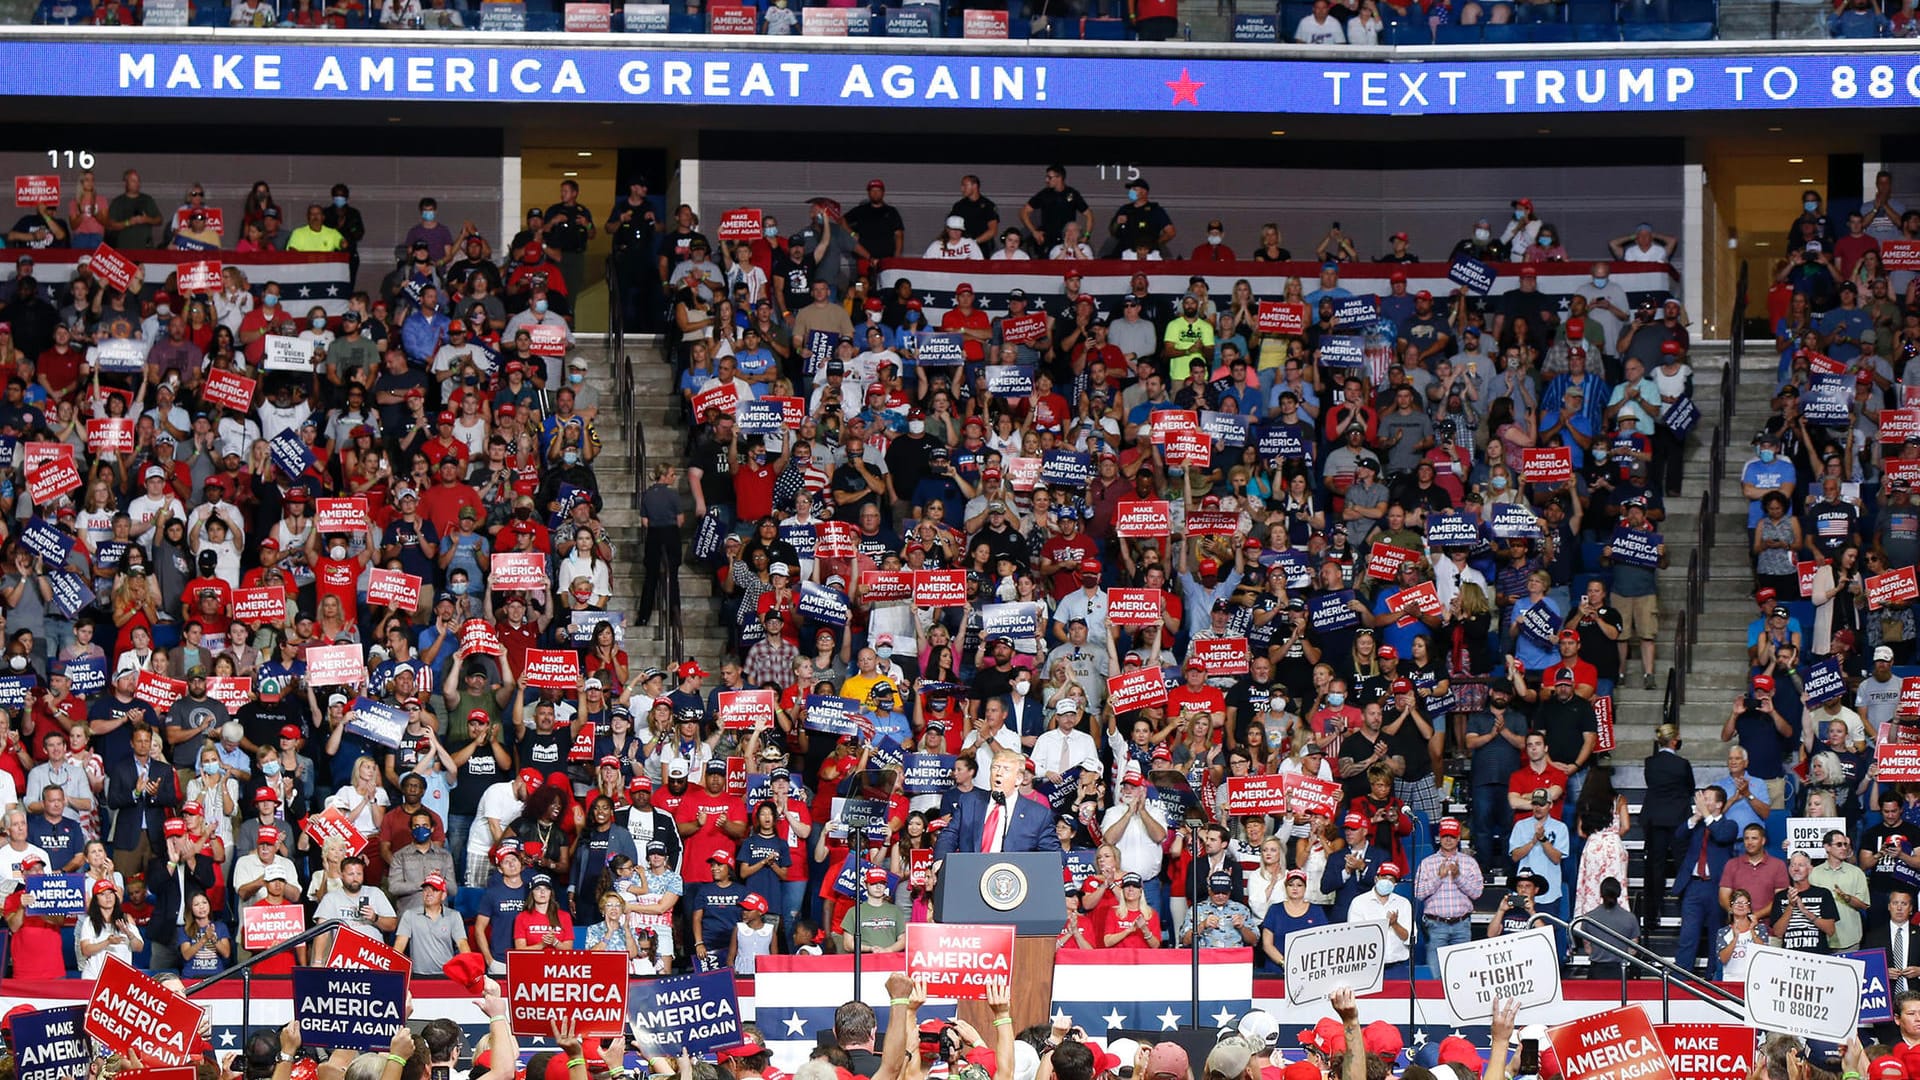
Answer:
[
  {"left": 940, "top": 308, "right": 991, "bottom": 362},
  {"left": 512, "top": 908, "right": 576, "bottom": 949},
  {"left": 36, "top": 347, "right": 83, "bottom": 400},
  {"left": 313, "top": 555, "right": 359, "bottom": 623},
  {"left": 675, "top": 790, "right": 749, "bottom": 884},
  {"left": 1167, "top": 685, "right": 1226, "bottom": 721},
  {"left": 736, "top": 463, "right": 778, "bottom": 526},
  {"left": 1099, "top": 905, "right": 1162, "bottom": 947},
  {"left": 1040, "top": 533, "right": 1099, "bottom": 599},
  {"left": 3, "top": 890, "right": 67, "bottom": 978}
]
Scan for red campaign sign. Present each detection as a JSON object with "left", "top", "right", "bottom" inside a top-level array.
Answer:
[
  {"left": 563, "top": 1, "right": 610, "bottom": 28},
  {"left": 206, "top": 676, "right": 252, "bottom": 712},
  {"left": 14, "top": 174, "right": 59, "bottom": 207},
  {"left": 134, "top": 670, "right": 187, "bottom": 712},
  {"left": 177, "top": 259, "right": 223, "bottom": 293},
  {"left": 1191, "top": 637, "right": 1249, "bottom": 676},
  {"left": 1165, "top": 429, "right": 1211, "bottom": 466},
  {"left": 1283, "top": 773, "right": 1344, "bottom": 818},
  {"left": 1879, "top": 733, "right": 1920, "bottom": 783},
  {"left": 1107, "top": 667, "right": 1169, "bottom": 713},
  {"left": 1550, "top": 1006, "right": 1675, "bottom": 1080},
  {"left": 906, "top": 923, "right": 1014, "bottom": 999},
  {"left": 1519, "top": 446, "right": 1573, "bottom": 485},
  {"left": 909, "top": 847, "right": 934, "bottom": 890},
  {"left": 1656, "top": 1024, "right": 1755, "bottom": 1080},
  {"left": 1882, "top": 239, "right": 1920, "bottom": 272},
  {"left": 241, "top": 903, "right": 307, "bottom": 950},
  {"left": 232, "top": 586, "right": 286, "bottom": 624},
  {"left": 202, "top": 368, "right": 257, "bottom": 412},
  {"left": 727, "top": 754, "right": 747, "bottom": 798},
  {"left": 23, "top": 441, "right": 72, "bottom": 474},
  {"left": 913, "top": 569, "right": 968, "bottom": 607},
  {"left": 717, "top": 688, "right": 777, "bottom": 731},
  {"left": 1796, "top": 560, "right": 1819, "bottom": 598},
  {"left": 1867, "top": 566, "right": 1919, "bottom": 610},
  {"left": 85, "top": 418, "right": 135, "bottom": 454},
  {"left": 1882, "top": 409, "right": 1920, "bottom": 445},
  {"left": 1150, "top": 409, "right": 1198, "bottom": 443},
  {"left": 691, "top": 382, "right": 739, "bottom": 418},
  {"left": 1901, "top": 677, "right": 1920, "bottom": 717},
  {"left": 523, "top": 648, "right": 581, "bottom": 689},
  {"left": 315, "top": 497, "right": 369, "bottom": 532},
  {"left": 305, "top": 643, "right": 366, "bottom": 686},
  {"left": 1114, "top": 499, "right": 1170, "bottom": 538},
  {"left": 1004, "top": 455, "right": 1042, "bottom": 492},
  {"left": 1256, "top": 301, "right": 1307, "bottom": 336},
  {"left": 708, "top": 4, "right": 757, "bottom": 31},
  {"left": 119, "top": 1068, "right": 197, "bottom": 1080},
  {"left": 815, "top": 521, "right": 859, "bottom": 559},
  {"left": 862, "top": 570, "right": 912, "bottom": 603},
  {"left": 999, "top": 313, "right": 1048, "bottom": 346},
  {"left": 1185, "top": 510, "right": 1239, "bottom": 536},
  {"left": 89, "top": 245, "right": 137, "bottom": 292},
  {"left": 1108, "top": 587, "right": 1163, "bottom": 626},
  {"left": 461, "top": 619, "right": 503, "bottom": 656},
  {"left": 1593, "top": 694, "right": 1615, "bottom": 754},
  {"left": 367, "top": 568, "right": 422, "bottom": 611},
  {"left": 1385, "top": 580, "right": 1442, "bottom": 626},
  {"left": 962, "top": 7, "right": 1008, "bottom": 35},
  {"left": 1807, "top": 351, "right": 1846, "bottom": 376},
  {"left": 26, "top": 458, "right": 82, "bottom": 504},
  {"left": 1887, "top": 458, "right": 1920, "bottom": 488},
  {"left": 1224, "top": 775, "right": 1288, "bottom": 816},
  {"left": 1367, "top": 542, "right": 1422, "bottom": 581},
  {"left": 302, "top": 806, "right": 369, "bottom": 857},
  {"left": 506, "top": 949, "right": 628, "bottom": 1036},
  {"left": 765, "top": 395, "right": 805, "bottom": 429},
  {"left": 569, "top": 722, "right": 596, "bottom": 762},
  {"left": 327, "top": 925, "right": 413, "bottom": 975},
  {"left": 490, "top": 552, "right": 550, "bottom": 590},
  {"left": 716, "top": 208, "right": 763, "bottom": 241},
  {"left": 86, "top": 956, "right": 206, "bottom": 1066},
  {"left": 526, "top": 323, "right": 569, "bottom": 358}
]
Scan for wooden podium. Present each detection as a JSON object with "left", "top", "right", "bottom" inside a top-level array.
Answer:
[{"left": 931, "top": 854, "right": 1066, "bottom": 1033}]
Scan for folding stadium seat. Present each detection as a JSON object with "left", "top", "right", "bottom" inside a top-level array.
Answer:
[
  {"left": 1525, "top": 22, "right": 1572, "bottom": 37},
  {"left": 1565, "top": 0, "right": 1614, "bottom": 21},
  {"left": 1480, "top": 21, "right": 1526, "bottom": 39},
  {"left": 1569, "top": 19, "right": 1619, "bottom": 34},
  {"left": 1081, "top": 14, "right": 1127, "bottom": 33},
  {"left": 1384, "top": 16, "right": 1432, "bottom": 38},
  {"left": 1433, "top": 20, "right": 1480, "bottom": 40},
  {"left": 1668, "top": 0, "right": 1712, "bottom": 20}
]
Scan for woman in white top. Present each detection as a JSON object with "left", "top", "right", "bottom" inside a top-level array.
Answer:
[
  {"left": 989, "top": 230, "right": 1032, "bottom": 261},
  {"left": 76, "top": 880, "right": 143, "bottom": 979},
  {"left": 183, "top": 744, "right": 239, "bottom": 846},
  {"left": 327, "top": 755, "right": 389, "bottom": 840},
  {"left": 732, "top": 894, "right": 778, "bottom": 974},
  {"left": 1245, "top": 837, "right": 1290, "bottom": 923},
  {"left": 1049, "top": 222, "right": 1095, "bottom": 260},
  {"left": 923, "top": 217, "right": 983, "bottom": 260},
  {"left": 557, "top": 527, "right": 614, "bottom": 611},
  {"left": 1715, "top": 889, "right": 1769, "bottom": 981}
]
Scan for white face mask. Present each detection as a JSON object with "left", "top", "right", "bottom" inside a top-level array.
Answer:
[
  {"left": 908, "top": 420, "right": 926, "bottom": 434},
  {"left": 329, "top": 545, "right": 347, "bottom": 559},
  {"left": 1473, "top": 228, "right": 1491, "bottom": 243},
  {"left": 868, "top": 312, "right": 881, "bottom": 323},
  {"left": 1207, "top": 234, "right": 1222, "bottom": 246},
  {"left": 1013, "top": 679, "right": 1030, "bottom": 695}
]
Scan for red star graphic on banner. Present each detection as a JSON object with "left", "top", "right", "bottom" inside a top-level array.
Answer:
[{"left": 1165, "top": 67, "right": 1204, "bottom": 107}]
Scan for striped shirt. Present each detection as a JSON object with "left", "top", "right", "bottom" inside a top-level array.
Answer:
[{"left": 1412, "top": 849, "right": 1485, "bottom": 919}]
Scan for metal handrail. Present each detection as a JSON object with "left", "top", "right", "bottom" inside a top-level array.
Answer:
[
  {"left": 1663, "top": 666, "right": 1679, "bottom": 725},
  {"left": 1530, "top": 911, "right": 1746, "bottom": 1024},
  {"left": 1729, "top": 261, "right": 1750, "bottom": 374}
]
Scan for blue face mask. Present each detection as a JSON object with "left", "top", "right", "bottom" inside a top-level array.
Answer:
[
  {"left": 1804, "top": 200, "right": 1820, "bottom": 213},
  {"left": 450, "top": 581, "right": 469, "bottom": 595},
  {"left": 1326, "top": 692, "right": 1345, "bottom": 708},
  {"left": 422, "top": 210, "right": 437, "bottom": 222},
  {"left": 411, "top": 825, "right": 433, "bottom": 843},
  {"left": 1514, "top": 209, "right": 1527, "bottom": 221},
  {"left": 332, "top": 196, "right": 347, "bottom": 208},
  {"left": 262, "top": 294, "right": 278, "bottom": 307},
  {"left": 1492, "top": 475, "right": 1508, "bottom": 490},
  {"left": 1538, "top": 236, "right": 1553, "bottom": 248},
  {"left": 200, "top": 760, "right": 220, "bottom": 775},
  {"left": 1374, "top": 879, "right": 1395, "bottom": 896},
  {"left": 533, "top": 299, "right": 549, "bottom": 314},
  {"left": 261, "top": 760, "right": 282, "bottom": 777},
  {"left": 1591, "top": 277, "right": 1608, "bottom": 289},
  {"left": 569, "top": 372, "right": 583, "bottom": 385},
  {"left": 906, "top": 311, "right": 920, "bottom": 323},
  {"left": 311, "top": 317, "right": 326, "bottom": 330},
  {"left": 1759, "top": 449, "right": 1776, "bottom": 463},
  {"left": 564, "top": 449, "right": 580, "bottom": 465}
]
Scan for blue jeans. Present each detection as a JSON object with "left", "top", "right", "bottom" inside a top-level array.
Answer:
[
  {"left": 1423, "top": 916, "right": 1471, "bottom": 963},
  {"left": 1472, "top": 785, "right": 1512, "bottom": 875},
  {"left": 781, "top": 878, "right": 808, "bottom": 934},
  {"left": 1145, "top": 879, "right": 1170, "bottom": 945},
  {"left": 447, "top": 814, "right": 474, "bottom": 882}
]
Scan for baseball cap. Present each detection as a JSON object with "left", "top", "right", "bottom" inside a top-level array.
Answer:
[
  {"left": 1205, "top": 1040, "right": 1254, "bottom": 1080},
  {"left": 257, "top": 826, "right": 281, "bottom": 844},
  {"left": 1146, "top": 1043, "right": 1188, "bottom": 1080},
  {"left": 423, "top": 871, "right": 448, "bottom": 891},
  {"left": 1436, "top": 818, "right": 1463, "bottom": 837},
  {"left": 1343, "top": 812, "right": 1368, "bottom": 830},
  {"left": 864, "top": 866, "right": 889, "bottom": 885},
  {"left": 517, "top": 767, "right": 545, "bottom": 790},
  {"left": 1877, "top": 646, "right": 1896, "bottom": 662}
]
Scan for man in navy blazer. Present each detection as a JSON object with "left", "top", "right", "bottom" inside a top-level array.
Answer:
[
  {"left": 934, "top": 748, "right": 1061, "bottom": 858},
  {"left": 1320, "top": 811, "right": 1389, "bottom": 921},
  {"left": 1671, "top": 786, "right": 1740, "bottom": 974}
]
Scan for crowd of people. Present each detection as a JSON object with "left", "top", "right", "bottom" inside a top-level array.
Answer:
[{"left": 0, "top": 159, "right": 1912, "bottom": 1024}]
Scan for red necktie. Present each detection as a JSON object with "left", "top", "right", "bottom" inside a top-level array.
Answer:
[
  {"left": 1696, "top": 827, "right": 1710, "bottom": 879},
  {"left": 982, "top": 804, "right": 1003, "bottom": 853}
]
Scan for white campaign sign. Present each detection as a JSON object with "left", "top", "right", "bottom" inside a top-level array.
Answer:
[
  {"left": 263, "top": 335, "right": 315, "bottom": 371},
  {"left": 1283, "top": 921, "right": 1386, "bottom": 1005},
  {"left": 1785, "top": 817, "right": 1846, "bottom": 862},
  {"left": 1743, "top": 944, "right": 1862, "bottom": 1043},
  {"left": 1437, "top": 925, "right": 1561, "bottom": 1021}
]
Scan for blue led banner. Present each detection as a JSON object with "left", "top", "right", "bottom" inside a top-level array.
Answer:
[{"left": 10, "top": 40, "right": 1919, "bottom": 114}]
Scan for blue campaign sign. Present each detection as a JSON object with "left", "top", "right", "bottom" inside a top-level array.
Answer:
[
  {"left": 1257, "top": 423, "right": 1305, "bottom": 460},
  {"left": 19, "top": 517, "right": 72, "bottom": 569},
  {"left": 1447, "top": 254, "right": 1498, "bottom": 296},
  {"left": 1063, "top": 847, "right": 1097, "bottom": 882},
  {"left": 47, "top": 569, "right": 93, "bottom": 619},
  {"left": 884, "top": 6, "right": 937, "bottom": 35},
  {"left": 60, "top": 657, "right": 106, "bottom": 697},
  {"left": 1308, "top": 590, "right": 1360, "bottom": 633},
  {"left": 1804, "top": 656, "right": 1848, "bottom": 707},
  {"left": 24, "top": 874, "right": 87, "bottom": 918},
  {"left": 737, "top": 399, "right": 782, "bottom": 435},
  {"left": 984, "top": 364, "right": 1035, "bottom": 397},
  {"left": 1802, "top": 373, "right": 1852, "bottom": 426},
  {"left": 10, "top": 1005, "right": 89, "bottom": 1080},
  {"left": 798, "top": 582, "right": 850, "bottom": 627},
  {"left": 1039, "top": 450, "right": 1092, "bottom": 489},
  {"left": 628, "top": 970, "right": 741, "bottom": 1057},
  {"left": 95, "top": 539, "right": 130, "bottom": 573},
  {"left": 1332, "top": 295, "right": 1378, "bottom": 328},
  {"left": 1426, "top": 512, "right": 1478, "bottom": 548},
  {"left": 1608, "top": 526, "right": 1663, "bottom": 568},
  {"left": 915, "top": 331, "right": 964, "bottom": 366},
  {"left": 1199, "top": 410, "right": 1250, "bottom": 446},
  {"left": 345, "top": 697, "right": 408, "bottom": 749},
  {"left": 1318, "top": 335, "right": 1366, "bottom": 368},
  {"left": 777, "top": 522, "right": 816, "bottom": 558},
  {"left": 0, "top": 676, "right": 33, "bottom": 710},
  {"left": 805, "top": 330, "right": 840, "bottom": 374},
  {"left": 270, "top": 430, "right": 317, "bottom": 479},
  {"left": 1663, "top": 394, "right": 1700, "bottom": 440},
  {"left": 903, "top": 753, "right": 955, "bottom": 795},
  {"left": 1519, "top": 603, "right": 1562, "bottom": 649},
  {"left": 803, "top": 694, "right": 861, "bottom": 737},
  {"left": 32, "top": 42, "right": 1920, "bottom": 115},
  {"left": 548, "top": 483, "right": 593, "bottom": 528},
  {"left": 1491, "top": 503, "right": 1542, "bottom": 539},
  {"left": 292, "top": 967, "right": 407, "bottom": 1050},
  {"left": 980, "top": 601, "right": 1041, "bottom": 639},
  {"left": 831, "top": 856, "right": 899, "bottom": 900},
  {"left": 1232, "top": 12, "right": 1278, "bottom": 39},
  {"left": 1848, "top": 949, "right": 1892, "bottom": 1024},
  {"left": 1265, "top": 549, "right": 1310, "bottom": 589}
]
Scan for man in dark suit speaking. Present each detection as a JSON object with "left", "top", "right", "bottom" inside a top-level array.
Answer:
[{"left": 934, "top": 747, "right": 1061, "bottom": 857}]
